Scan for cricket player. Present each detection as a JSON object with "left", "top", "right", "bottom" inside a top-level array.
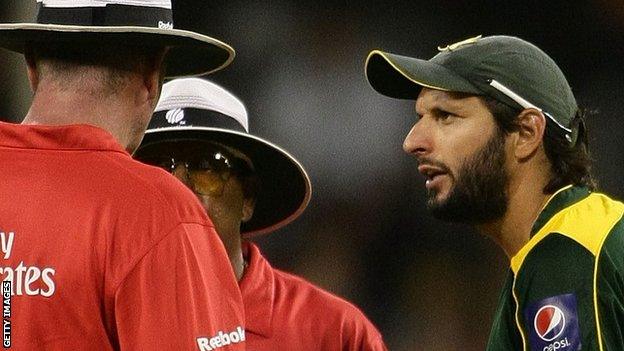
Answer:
[
  {"left": 365, "top": 35, "right": 624, "bottom": 350},
  {"left": 134, "top": 77, "right": 388, "bottom": 350},
  {"left": 0, "top": 1, "right": 245, "bottom": 349}
]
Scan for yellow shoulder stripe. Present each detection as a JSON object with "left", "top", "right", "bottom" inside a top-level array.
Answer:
[{"left": 511, "top": 193, "right": 624, "bottom": 275}]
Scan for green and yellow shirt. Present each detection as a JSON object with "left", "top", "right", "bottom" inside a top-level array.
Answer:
[{"left": 487, "top": 186, "right": 624, "bottom": 351}]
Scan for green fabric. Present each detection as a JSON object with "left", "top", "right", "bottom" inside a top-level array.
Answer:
[
  {"left": 487, "top": 272, "right": 522, "bottom": 350},
  {"left": 596, "top": 220, "right": 624, "bottom": 349},
  {"left": 486, "top": 187, "right": 624, "bottom": 350}
]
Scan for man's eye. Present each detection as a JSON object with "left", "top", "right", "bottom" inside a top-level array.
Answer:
[{"left": 436, "top": 110, "right": 453, "bottom": 121}]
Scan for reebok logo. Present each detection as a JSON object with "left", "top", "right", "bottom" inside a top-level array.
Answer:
[
  {"left": 196, "top": 326, "right": 245, "bottom": 351},
  {"left": 158, "top": 21, "right": 173, "bottom": 30},
  {"left": 165, "top": 108, "right": 185, "bottom": 125}
]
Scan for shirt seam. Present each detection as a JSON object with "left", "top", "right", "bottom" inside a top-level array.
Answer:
[
  {"left": 511, "top": 272, "right": 528, "bottom": 351},
  {"left": 512, "top": 190, "right": 595, "bottom": 274},
  {"left": 112, "top": 221, "right": 210, "bottom": 293},
  {"left": 241, "top": 243, "right": 274, "bottom": 337},
  {"left": 593, "top": 215, "right": 624, "bottom": 351}
]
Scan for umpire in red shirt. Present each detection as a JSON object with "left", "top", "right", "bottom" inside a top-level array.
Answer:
[
  {"left": 0, "top": 1, "right": 245, "bottom": 350},
  {"left": 135, "top": 77, "right": 389, "bottom": 350}
]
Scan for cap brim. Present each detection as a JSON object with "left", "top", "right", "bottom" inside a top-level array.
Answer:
[
  {"left": 0, "top": 23, "right": 235, "bottom": 77},
  {"left": 365, "top": 50, "right": 480, "bottom": 99},
  {"left": 137, "top": 127, "right": 312, "bottom": 238}
]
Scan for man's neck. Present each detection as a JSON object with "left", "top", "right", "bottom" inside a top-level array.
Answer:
[
  {"left": 218, "top": 228, "right": 245, "bottom": 282},
  {"left": 478, "top": 170, "right": 551, "bottom": 259},
  {"left": 232, "top": 251, "right": 246, "bottom": 283},
  {"left": 22, "top": 82, "right": 141, "bottom": 152}
]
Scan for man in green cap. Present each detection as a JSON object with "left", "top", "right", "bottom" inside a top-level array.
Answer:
[{"left": 365, "top": 35, "right": 624, "bottom": 350}]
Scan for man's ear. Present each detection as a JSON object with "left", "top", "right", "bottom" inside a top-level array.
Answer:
[
  {"left": 143, "top": 49, "right": 168, "bottom": 106},
  {"left": 24, "top": 49, "right": 39, "bottom": 93},
  {"left": 513, "top": 108, "right": 546, "bottom": 160},
  {"left": 241, "top": 197, "right": 256, "bottom": 223}
]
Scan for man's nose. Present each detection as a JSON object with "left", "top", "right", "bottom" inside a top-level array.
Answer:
[{"left": 403, "top": 118, "right": 432, "bottom": 157}]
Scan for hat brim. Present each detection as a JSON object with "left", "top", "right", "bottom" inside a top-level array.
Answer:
[
  {"left": 365, "top": 50, "right": 480, "bottom": 99},
  {"left": 0, "top": 23, "right": 235, "bottom": 78},
  {"left": 137, "top": 127, "right": 312, "bottom": 238}
]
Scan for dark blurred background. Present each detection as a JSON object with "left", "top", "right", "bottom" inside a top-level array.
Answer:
[{"left": 1, "top": 1, "right": 623, "bottom": 350}]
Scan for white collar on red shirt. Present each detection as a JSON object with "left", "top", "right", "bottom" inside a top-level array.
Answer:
[{"left": 239, "top": 242, "right": 275, "bottom": 337}]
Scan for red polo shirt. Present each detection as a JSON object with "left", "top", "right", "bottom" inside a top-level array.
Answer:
[
  {"left": 0, "top": 122, "right": 245, "bottom": 350},
  {"left": 241, "top": 242, "right": 387, "bottom": 350}
]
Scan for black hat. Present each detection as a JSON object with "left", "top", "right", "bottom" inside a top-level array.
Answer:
[
  {"left": 0, "top": 0, "right": 234, "bottom": 78},
  {"left": 135, "top": 78, "right": 312, "bottom": 237},
  {"left": 366, "top": 35, "right": 579, "bottom": 144}
]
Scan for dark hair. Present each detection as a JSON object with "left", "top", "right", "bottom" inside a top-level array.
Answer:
[{"left": 484, "top": 98, "right": 597, "bottom": 193}]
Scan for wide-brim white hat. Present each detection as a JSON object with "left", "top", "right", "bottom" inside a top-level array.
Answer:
[
  {"left": 0, "top": 0, "right": 234, "bottom": 77},
  {"left": 135, "top": 78, "right": 312, "bottom": 237}
]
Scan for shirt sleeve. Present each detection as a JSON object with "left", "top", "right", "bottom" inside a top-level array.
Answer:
[
  {"left": 360, "top": 335, "right": 389, "bottom": 351},
  {"left": 113, "top": 222, "right": 245, "bottom": 350},
  {"left": 595, "top": 224, "right": 624, "bottom": 350},
  {"left": 342, "top": 307, "right": 388, "bottom": 351},
  {"left": 513, "top": 233, "right": 602, "bottom": 351}
]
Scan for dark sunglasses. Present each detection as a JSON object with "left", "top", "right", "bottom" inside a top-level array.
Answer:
[{"left": 135, "top": 141, "right": 254, "bottom": 197}]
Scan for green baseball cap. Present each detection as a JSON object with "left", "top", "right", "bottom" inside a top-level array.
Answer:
[{"left": 365, "top": 35, "right": 579, "bottom": 143}]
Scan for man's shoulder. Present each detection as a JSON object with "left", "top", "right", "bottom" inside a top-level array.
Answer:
[
  {"left": 96, "top": 157, "right": 216, "bottom": 284},
  {"left": 271, "top": 266, "right": 379, "bottom": 329},
  {"left": 99, "top": 154, "right": 208, "bottom": 222},
  {"left": 122, "top": 159, "right": 194, "bottom": 201},
  {"left": 513, "top": 191, "right": 624, "bottom": 286},
  {"left": 528, "top": 191, "right": 624, "bottom": 258},
  {"left": 243, "top": 244, "right": 385, "bottom": 348},
  {"left": 555, "top": 191, "right": 624, "bottom": 255},
  {"left": 91, "top": 156, "right": 213, "bottom": 261}
]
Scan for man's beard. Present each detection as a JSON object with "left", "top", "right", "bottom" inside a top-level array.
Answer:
[{"left": 427, "top": 128, "right": 509, "bottom": 225}]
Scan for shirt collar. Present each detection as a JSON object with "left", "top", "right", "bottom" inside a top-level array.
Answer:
[
  {"left": 530, "top": 185, "right": 591, "bottom": 237},
  {"left": 239, "top": 242, "right": 275, "bottom": 337},
  {"left": 0, "top": 122, "right": 129, "bottom": 155}
]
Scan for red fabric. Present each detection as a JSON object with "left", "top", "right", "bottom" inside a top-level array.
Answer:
[
  {"left": 0, "top": 122, "right": 245, "bottom": 350},
  {"left": 240, "top": 242, "right": 387, "bottom": 351}
]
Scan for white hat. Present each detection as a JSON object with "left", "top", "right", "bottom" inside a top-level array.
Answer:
[{"left": 136, "top": 78, "right": 312, "bottom": 237}]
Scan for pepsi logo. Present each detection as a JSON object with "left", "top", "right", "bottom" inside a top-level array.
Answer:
[
  {"left": 165, "top": 109, "right": 185, "bottom": 124},
  {"left": 534, "top": 305, "right": 566, "bottom": 342}
]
